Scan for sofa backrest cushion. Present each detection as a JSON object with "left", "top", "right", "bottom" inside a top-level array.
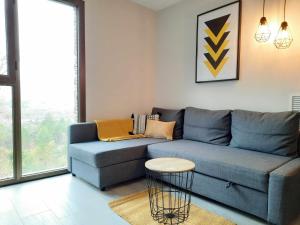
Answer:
[
  {"left": 230, "top": 110, "right": 299, "bottom": 156},
  {"left": 183, "top": 107, "right": 231, "bottom": 145},
  {"left": 152, "top": 107, "right": 185, "bottom": 139}
]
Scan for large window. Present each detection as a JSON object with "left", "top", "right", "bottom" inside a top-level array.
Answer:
[
  {"left": 0, "top": 0, "right": 85, "bottom": 185},
  {"left": 18, "top": 0, "right": 79, "bottom": 175}
]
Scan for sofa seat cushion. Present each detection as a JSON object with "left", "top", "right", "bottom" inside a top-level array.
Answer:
[
  {"left": 69, "top": 138, "right": 168, "bottom": 168},
  {"left": 147, "top": 140, "right": 292, "bottom": 192}
]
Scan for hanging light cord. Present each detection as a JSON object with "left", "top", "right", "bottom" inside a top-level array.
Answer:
[
  {"left": 263, "top": 0, "right": 265, "bottom": 17},
  {"left": 284, "top": 0, "right": 286, "bottom": 21}
]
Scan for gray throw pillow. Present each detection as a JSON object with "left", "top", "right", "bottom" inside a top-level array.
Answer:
[
  {"left": 183, "top": 107, "right": 231, "bottom": 145},
  {"left": 230, "top": 110, "right": 299, "bottom": 156},
  {"left": 152, "top": 107, "right": 185, "bottom": 139}
]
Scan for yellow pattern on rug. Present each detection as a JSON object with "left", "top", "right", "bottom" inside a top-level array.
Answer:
[
  {"left": 109, "top": 191, "right": 235, "bottom": 225},
  {"left": 95, "top": 119, "right": 144, "bottom": 142}
]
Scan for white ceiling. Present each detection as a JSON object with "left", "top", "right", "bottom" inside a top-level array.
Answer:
[{"left": 130, "top": 0, "right": 184, "bottom": 11}]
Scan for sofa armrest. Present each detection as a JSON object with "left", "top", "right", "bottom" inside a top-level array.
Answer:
[
  {"left": 268, "top": 158, "right": 300, "bottom": 225},
  {"left": 68, "top": 122, "right": 98, "bottom": 144}
]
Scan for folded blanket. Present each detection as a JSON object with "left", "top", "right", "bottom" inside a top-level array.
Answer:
[{"left": 95, "top": 119, "right": 145, "bottom": 142}]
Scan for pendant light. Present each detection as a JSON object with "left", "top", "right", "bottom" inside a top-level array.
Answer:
[
  {"left": 274, "top": 0, "right": 293, "bottom": 49},
  {"left": 255, "top": 0, "right": 271, "bottom": 42}
]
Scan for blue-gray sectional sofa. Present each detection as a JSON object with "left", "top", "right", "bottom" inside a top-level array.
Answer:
[{"left": 68, "top": 107, "right": 300, "bottom": 225}]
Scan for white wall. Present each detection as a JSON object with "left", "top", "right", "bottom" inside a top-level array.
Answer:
[
  {"left": 85, "top": 0, "right": 156, "bottom": 121},
  {"left": 155, "top": 0, "right": 300, "bottom": 112}
]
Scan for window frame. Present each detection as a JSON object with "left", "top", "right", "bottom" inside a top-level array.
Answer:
[
  {"left": 0, "top": 0, "right": 86, "bottom": 187},
  {"left": 0, "top": 0, "right": 17, "bottom": 83}
]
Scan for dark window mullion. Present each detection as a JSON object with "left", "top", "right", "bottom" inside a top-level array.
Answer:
[
  {"left": 0, "top": 0, "right": 17, "bottom": 82},
  {"left": 0, "top": 0, "right": 19, "bottom": 184},
  {"left": 7, "top": 0, "right": 21, "bottom": 181},
  {"left": 6, "top": 0, "right": 18, "bottom": 80},
  {"left": 77, "top": 0, "right": 86, "bottom": 122},
  {"left": 11, "top": 0, "right": 22, "bottom": 180}
]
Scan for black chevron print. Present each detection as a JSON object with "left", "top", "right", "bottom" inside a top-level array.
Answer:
[
  {"left": 203, "top": 14, "right": 231, "bottom": 77},
  {"left": 204, "top": 31, "right": 230, "bottom": 52},
  {"left": 205, "top": 14, "right": 230, "bottom": 36},
  {"left": 204, "top": 49, "right": 229, "bottom": 69}
]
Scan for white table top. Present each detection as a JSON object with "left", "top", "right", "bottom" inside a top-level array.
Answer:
[{"left": 145, "top": 157, "right": 195, "bottom": 173}]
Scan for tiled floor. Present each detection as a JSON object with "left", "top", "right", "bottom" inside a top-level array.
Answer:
[{"left": 0, "top": 174, "right": 297, "bottom": 225}]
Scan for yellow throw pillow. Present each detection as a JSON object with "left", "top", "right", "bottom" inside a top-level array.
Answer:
[{"left": 144, "top": 120, "right": 176, "bottom": 140}]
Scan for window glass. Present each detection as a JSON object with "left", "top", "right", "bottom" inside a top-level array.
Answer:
[
  {"left": 18, "top": 0, "right": 78, "bottom": 175},
  {"left": 0, "top": 86, "right": 13, "bottom": 179},
  {"left": 0, "top": 0, "right": 8, "bottom": 75}
]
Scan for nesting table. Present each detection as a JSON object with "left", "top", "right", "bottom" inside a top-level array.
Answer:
[{"left": 145, "top": 158, "right": 195, "bottom": 225}]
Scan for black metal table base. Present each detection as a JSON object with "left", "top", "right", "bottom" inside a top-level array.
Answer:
[{"left": 146, "top": 169, "right": 194, "bottom": 225}]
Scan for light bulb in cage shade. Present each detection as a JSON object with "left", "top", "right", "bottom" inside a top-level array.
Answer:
[
  {"left": 274, "top": 21, "right": 293, "bottom": 49},
  {"left": 255, "top": 17, "right": 271, "bottom": 42}
]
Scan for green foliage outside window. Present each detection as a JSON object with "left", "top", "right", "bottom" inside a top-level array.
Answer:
[{"left": 0, "top": 92, "right": 75, "bottom": 178}]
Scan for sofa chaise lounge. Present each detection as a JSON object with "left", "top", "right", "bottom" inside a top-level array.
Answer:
[{"left": 68, "top": 107, "right": 300, "bottom": 225}]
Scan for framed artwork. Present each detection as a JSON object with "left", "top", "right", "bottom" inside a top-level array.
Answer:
[{"left": 195, "top": 1, "right": 241, "bottom": 83}]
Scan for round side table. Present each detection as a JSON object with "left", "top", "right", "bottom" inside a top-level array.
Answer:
[{"left": 145, "top": 158, "right": 195, "bottom": 225}]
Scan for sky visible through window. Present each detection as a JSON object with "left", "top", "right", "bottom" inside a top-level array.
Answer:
[
  {"left": 18, "top": 0, "right": 78, "bottom": 175},
  {"left": 18, "top": 0, "right": 78, "bottom": 114},
  {"left": 0, "top": 0, "right": 7, "bottom": 75}
]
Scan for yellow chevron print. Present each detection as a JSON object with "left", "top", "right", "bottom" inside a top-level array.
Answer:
[
  {"left": 203, "top": 14, "right": 231, "bottom": 78},
  {"left": 204, "top": 40, "right": 229, "bottom": 61},
  {"left": 204, "top": 57, "right": 228, "bottom": 77},
  {"left": 204, "top": 23, "right": 229, "bottom": 45}
]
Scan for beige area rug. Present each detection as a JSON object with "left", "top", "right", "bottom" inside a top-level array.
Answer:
[{"left": 109, "top": 191, "right": 235, "bottom": 225}]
